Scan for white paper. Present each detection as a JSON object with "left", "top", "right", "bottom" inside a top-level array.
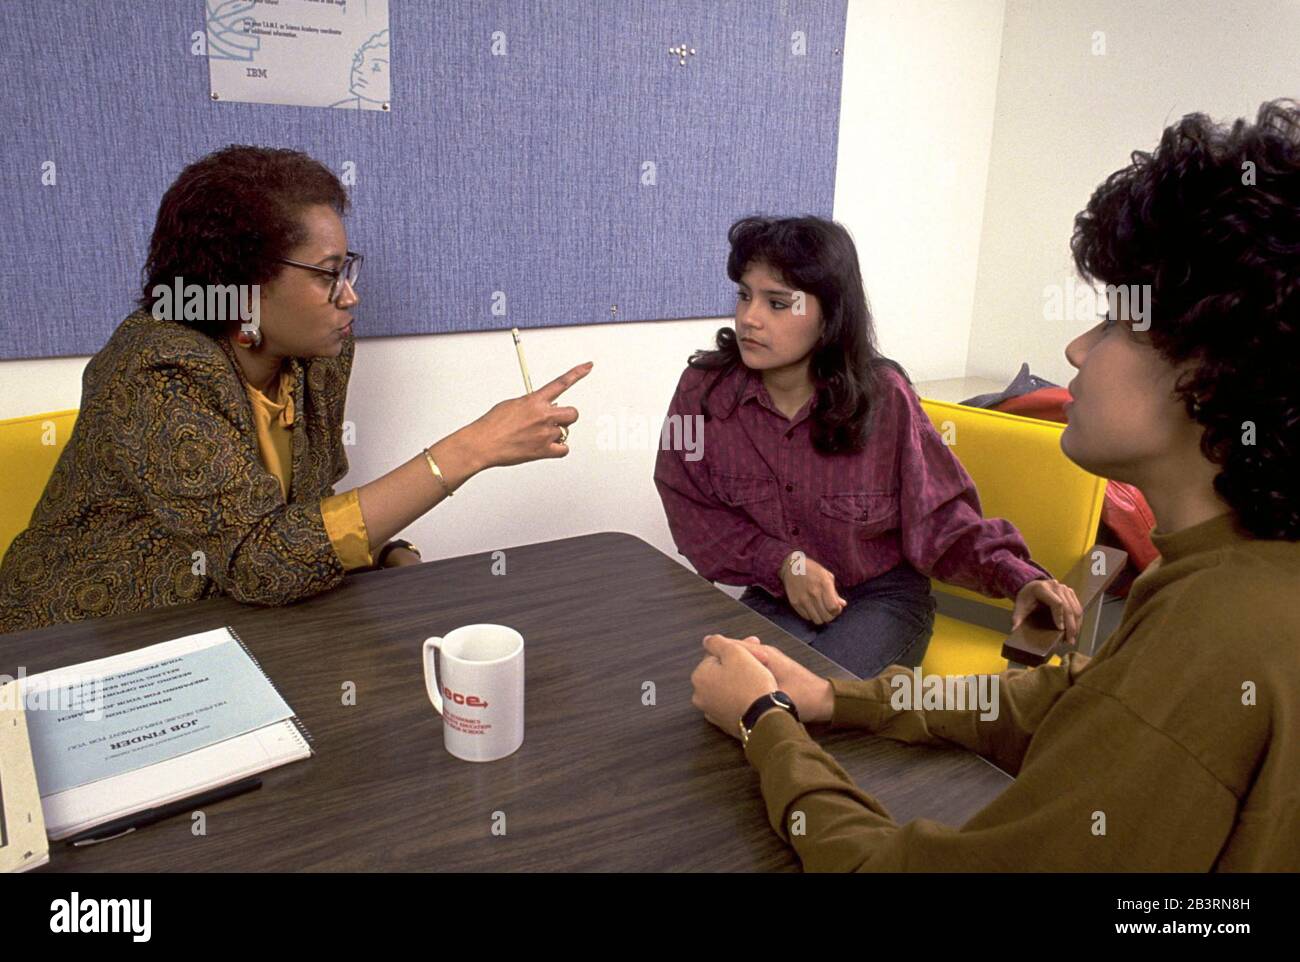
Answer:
[
  {"left": 18, "top": 628, "right": 312, "bottom": 840},
  {"left": 207, "top": 0, "right": 391, "bottom": 111},
  {"left": 42, "top": 719, "right": 311, "bottom": 840},
  {"left": 25, "top": 637, "right": 294, "bottom": 797}
]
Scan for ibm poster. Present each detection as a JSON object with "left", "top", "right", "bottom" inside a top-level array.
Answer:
[{"left": 207, "top": 0, "right": 391, "bottom": 111}]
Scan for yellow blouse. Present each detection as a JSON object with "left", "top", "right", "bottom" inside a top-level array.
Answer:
[{"left": 245, "top": 370, "right": 373, "bottom": 570}]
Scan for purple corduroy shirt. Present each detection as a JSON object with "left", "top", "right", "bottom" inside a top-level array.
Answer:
[{"left": 653, "top": 361, "right": 1052, "bottom": 600}]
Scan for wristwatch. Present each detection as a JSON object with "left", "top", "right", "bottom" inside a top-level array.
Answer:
[
  {"left": 376, "top": 539, "right": 421, "bottom": 567},
  {"left": 739, "top": 690, "right": 799, "bottom": 746}
]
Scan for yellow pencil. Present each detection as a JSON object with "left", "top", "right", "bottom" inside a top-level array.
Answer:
[{"left": 510, "top": 328, "right": 534, "bottom": 394}]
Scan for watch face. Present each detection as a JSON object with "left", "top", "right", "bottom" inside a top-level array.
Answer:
[{"left": 772, "top": 691, "right": 795, "bottom": 711}]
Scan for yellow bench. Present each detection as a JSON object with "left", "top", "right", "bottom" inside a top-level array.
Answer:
[
  {"left": 0, "top": 409, "right": 79, "bottom": 565},
  {"left": 917, "top": 398, "right": 1125, "bottom": 675}
]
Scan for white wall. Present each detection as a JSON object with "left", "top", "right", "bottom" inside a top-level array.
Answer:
[
  {"left": 968, "top": 0, "right": 1300, "bottom": 387},
  {"left": 0, "top": 0, "right": 1009, "bottom": 569},
  {"left": 836, "top": 0, "right": 1006, "bottom": 383}
]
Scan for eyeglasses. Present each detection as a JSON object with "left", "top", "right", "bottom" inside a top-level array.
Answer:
[{"left": 275, "top": 250, "right": 364, "bottom": 303}]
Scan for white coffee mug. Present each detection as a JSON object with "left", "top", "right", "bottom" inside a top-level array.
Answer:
[{"left": 422, "top": 624, "right": 525, "bottom": 762}]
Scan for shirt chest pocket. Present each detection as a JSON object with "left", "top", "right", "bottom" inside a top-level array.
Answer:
[
  {"left": 711, "top": 473, "right": 784, "bottom": 530},
  {"left": 817, "top": 492, "right": 899, "bottom": 537}
]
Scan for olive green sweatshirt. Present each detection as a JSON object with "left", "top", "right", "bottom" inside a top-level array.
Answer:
[{"left": 744, "top": 512, "right": 1300, "bottom": 870}]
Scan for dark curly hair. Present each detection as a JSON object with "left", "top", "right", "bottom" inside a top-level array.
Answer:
[
  {"left": 690, "top": 216, "right": 905, "bottom": 454},
  {"left": 137, "top": 145, "right": 349, "bottom": 337},
  {"left": 1070, "top": 99, "right": 1300, "bottom": 540}
]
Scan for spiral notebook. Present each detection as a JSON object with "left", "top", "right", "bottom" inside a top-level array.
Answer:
[{"left": 17, "top": 627, "right": 314, "bottom": 841}]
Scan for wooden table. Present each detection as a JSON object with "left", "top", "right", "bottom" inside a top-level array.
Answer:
[{"left": 4, "top": 533, "right": 1011, "bottom": 871}]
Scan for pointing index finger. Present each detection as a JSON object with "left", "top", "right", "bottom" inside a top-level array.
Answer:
[{"left": 536, "top": 361, "right": 594, "bottom": 402}]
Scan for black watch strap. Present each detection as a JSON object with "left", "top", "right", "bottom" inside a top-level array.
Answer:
[{"left": 741, "top": 690, "right": 798, "bottom": 740}]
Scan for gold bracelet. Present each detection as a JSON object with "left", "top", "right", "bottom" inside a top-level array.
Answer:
[{"left": 424, "top": 448, "right": 453, "bottom": 497}]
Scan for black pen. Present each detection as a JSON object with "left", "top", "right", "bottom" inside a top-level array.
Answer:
[{"left": 66, "top": 777, "right": 263, "bottom": 847}]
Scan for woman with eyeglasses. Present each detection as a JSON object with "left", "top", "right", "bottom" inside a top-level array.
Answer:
[{"left": 0, "top": 145, "right": 590, "bottom": 633}]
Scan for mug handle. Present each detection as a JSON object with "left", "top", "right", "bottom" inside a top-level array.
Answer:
[{"left": 422, "top": 637, "right": 444, "bottom": 715}]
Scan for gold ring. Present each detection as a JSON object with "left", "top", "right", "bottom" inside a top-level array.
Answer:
[{"left": 558, "top": 425, "right": 569, "bottom": 444}]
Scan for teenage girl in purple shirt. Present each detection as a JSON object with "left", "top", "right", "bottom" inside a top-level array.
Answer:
[{"left": 655, "top": 216, "right": 1080, "bottom": 677}]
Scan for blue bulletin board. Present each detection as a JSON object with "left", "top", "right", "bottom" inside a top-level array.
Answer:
[{"left": 0, "top": 0, "right": 847, "bottom": 360}]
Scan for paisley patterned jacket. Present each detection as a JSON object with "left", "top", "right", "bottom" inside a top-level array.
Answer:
[{"left": 0, "top": 309, "right": 357, "bottom": 634}]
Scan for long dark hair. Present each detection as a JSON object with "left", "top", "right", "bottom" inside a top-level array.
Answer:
[
  {"left": 138, "top": 145, "right": 350, "bottom": 338},
  {"left": 690, "top": 215, "right": 904, "bottom": 454},
  {"left": 1071, "top": 99, "right": 1300, "bottom": 540}
]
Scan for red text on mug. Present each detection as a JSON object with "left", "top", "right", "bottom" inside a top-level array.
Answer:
[{"left": 443, "top": 686, "right": 489, "bottom": 708}]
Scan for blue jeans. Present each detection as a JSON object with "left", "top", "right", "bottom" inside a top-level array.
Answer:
[{"left": 740, "top": 564, "right": 936, "bottom": 679}]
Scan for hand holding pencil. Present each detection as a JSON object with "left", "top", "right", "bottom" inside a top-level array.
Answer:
[
  {"left": 458, "top": 331, "right": 592, "bottom": 468},
  {"left": 512, "top": 328, "right": 583, "bottom": 445}
]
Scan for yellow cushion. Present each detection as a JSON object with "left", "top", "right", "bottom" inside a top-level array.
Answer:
[
  {"left": 920, "top": 614, "right": 1010, "bottom": 676},
  {"left": 919, "top": 614, "right": 1066, "bottom": 675},
  {"left": 917, "top": 398, "right": 1105, "bottom": 674},
  {"left": 0, "top": 409, "right": 78, "bottom": 563}
]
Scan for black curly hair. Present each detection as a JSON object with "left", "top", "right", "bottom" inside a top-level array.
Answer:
[
  {"left": 690, "top": 216, "right": 905, "bottom": 455},
  {"left": 1070, "top": 99, "right": 1300, "bottom": 540},
  {"left": 137, "top": 145, "right": 349, "bottom": 337}
]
